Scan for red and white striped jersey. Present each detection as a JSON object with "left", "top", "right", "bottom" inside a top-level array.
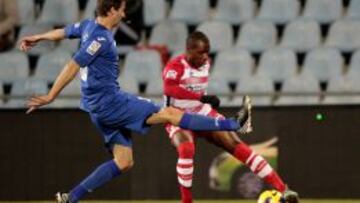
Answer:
[{"left": 163, "top": 54, "right": 211, "bottom": 112}]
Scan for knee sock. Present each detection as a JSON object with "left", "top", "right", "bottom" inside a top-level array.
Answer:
[{"left": 177, "top": 141, "right": 195, "bottom": 203}]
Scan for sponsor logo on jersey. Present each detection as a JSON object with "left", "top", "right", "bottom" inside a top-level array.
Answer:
[
  {"left": 165, "top": 70, "right": 178, "bottom": 79},
  {"left": 86, "top": 40, "right": 102, "bottom": 55}
]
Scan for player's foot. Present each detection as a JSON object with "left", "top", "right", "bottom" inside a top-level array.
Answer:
[
  {"left": 282, "top": 189, "right": 299, "bottom": 203},
  {"left": 56, "top": 192, "right": 70, "bottom": 203},
  {"left": 236, "top": 95, "right": 252, "bottom": 134}
]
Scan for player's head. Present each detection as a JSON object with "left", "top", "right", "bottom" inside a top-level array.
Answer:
[
  {"left": 185, "top": 31, "right": 210, "bottom": 68},
  {"left": 96, "top": 0, "right": 126, "bottom": 26}
]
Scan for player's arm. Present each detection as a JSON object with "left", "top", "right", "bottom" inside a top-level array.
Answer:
[
  {"left": 26, "top": 59, "right": 80, "bottom": 114},
  {"left": 19, "top": 20, "right": 87, "bottom": 52},
  {"left": 19, "top": 29, "right": 65, "bottom": 52},
  {"left": 163, "top": 65, "right": 202, "bottom": 100}
]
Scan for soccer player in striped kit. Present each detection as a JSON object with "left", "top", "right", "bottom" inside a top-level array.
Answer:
[
  {"left": 163, "top": 31, "right": 299, "bottom": 203},
  {"left": 19, "top": 1, "right": 253, "bottom": 202}
]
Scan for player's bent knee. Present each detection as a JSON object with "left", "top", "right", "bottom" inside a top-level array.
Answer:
[
  {"left": 162, "top": 107, "right": 183, "bottom": 116},
  {"left": 113, "top": 157, "right": 134, "bottom": 172}
]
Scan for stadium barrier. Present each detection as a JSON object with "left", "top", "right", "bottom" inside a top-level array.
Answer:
[{"left": 0, "top": 106, "right": 359, "bottom": 200}]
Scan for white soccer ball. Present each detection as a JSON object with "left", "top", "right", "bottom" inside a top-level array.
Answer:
[{"left": 257, "top": 190, "right": 283, "bottom": 203}]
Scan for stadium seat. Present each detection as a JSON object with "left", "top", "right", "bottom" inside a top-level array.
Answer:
[
  {"left": 213, "top": 0, "right": 255, "bottom": 25},
  {"left": 17, "top": 0, "right": 35, "bottom": 25},
  {"left": 49, "top": 77, "right": 81, "bottom": 108},
  {"left": 347, "top": 50, "right": 360, "bottom": 77},
  {"left": 236, "top": 20, "right": 277, "bottom": 53},
  {"left": 146, "top": 79, "right": 163, "bottom": 95},
  {"left": 302, "top": 48, "right": 344, "bottom": 81},
  {"left": 346, "top": 0, "right": 360, "bottom": 20},
  {"left": 118, "top": 76, "right": 138, "bottom": 94},
  {"left": 196, "top": 21, "right": 233, "bottom": 53},
  {"left": 33, "top": 50, "right": 72, "bottom": 83},
  {"left": 120, "top": 50, "right": 163, "bottom": 93},
  {"left": 325, "top": 21, "right": 360, "bottom": 52},
  {"left": 38, "top": 0, "right": 79, "bottom": 25},
  {"left": 302, "top": 0, "right": 342, "bottom": 24},
  {"left": 6, "top": 79, "right": 48, "bottom": 108},
  {"left": 234, "top": 73, "right": 274, "bottom": 106},
  {"left": 17, "top": 24, "right": 55, "bottom": 55},
  {"left": 0, "top": 51, "right": 29, "bottom": 83},
  {"left": 169, "top": 0, "right": 209, "bottom": 25},
  {"left": 207, "top": 78, "right": 232, "bottom": 95},
  {"left": 83, "top": 0, "right": 97, "bottom": 19},
  {"left": 207, "top": 78, "right": 234, "bottom": 106},
  {"left": 276, "top": 74, "right": 320, "bottom": 105},
  {"left": 211, "top": 49, "right": 254, "bottom": 83},
  {"left": 257, "top": 48, "right": 298, "bottom": 82},
  {"left": 257, "top": 0, "right": 300, "bottom": 24},
  {"left": 143, "top": 0, "right": 166, "bottom": 26},
  {"left": 145, "top": 80, "right": 164, "bottom": 106},
  {"left": 323, "top": 75, "right": 360, "bottom": 105},
  {"left": 56, "top": 39, "right": 80, "bottom": 53},
  {"left": 280, "top": 20, "right": 321, "bottom": 52},
  {"left": 0, "top": 81, "right": 4, "bottom": 106},
  {"left": 149, "top": 21, "right": 188, "bottom": 52}
]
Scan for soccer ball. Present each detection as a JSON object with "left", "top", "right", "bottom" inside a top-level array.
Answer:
[{"left": 257, "top": 190, "right": 283, "bottom": 203}]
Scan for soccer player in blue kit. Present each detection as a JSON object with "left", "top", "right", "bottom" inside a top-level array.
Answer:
[{"left": 19, "top": 0, "right": 252, "bottom": 202}]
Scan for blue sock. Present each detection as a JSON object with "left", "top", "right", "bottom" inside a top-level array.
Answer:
[
  {"left": 69, "top": 160, "right": 121, "bottom": 203},
  {"left": 179, "top": 113, "right": 240, "bottom": 131}
]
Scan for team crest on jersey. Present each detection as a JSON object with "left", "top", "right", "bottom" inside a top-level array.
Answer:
[
  {"left": 165, "top": 70, "right": 177, "bottom": 79},
  {"left": 86, "top": 40, "right": 101, "bottom": 55}
]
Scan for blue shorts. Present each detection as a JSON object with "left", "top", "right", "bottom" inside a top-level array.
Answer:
[{"left": 89, "top": 92, "right": 161, "bottom": 150}]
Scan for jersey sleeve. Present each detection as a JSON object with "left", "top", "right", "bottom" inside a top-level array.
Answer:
[
  {"left": 72, "top": 34, "right": 111, "bottom": 67},
  {"left": 163, "top": 61, "right": 202, "bottom": 100},
  {"left": 64, "top": 19, "right": 89, "bottom": 39}
]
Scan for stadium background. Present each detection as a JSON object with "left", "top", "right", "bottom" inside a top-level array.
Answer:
[{"left": 0, "top": 0, "right": 360, "bottom": 202}]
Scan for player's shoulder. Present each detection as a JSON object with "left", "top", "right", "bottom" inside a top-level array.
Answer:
[
  {"left": 87, "top": 29, "right": 112, "bottom": 46},
  {"left": 165, "top": 54, "right": 185, "bottom": 70}
]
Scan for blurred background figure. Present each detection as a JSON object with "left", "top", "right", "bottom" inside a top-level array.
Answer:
[{"left": 0, "top": 0, "right": 18, "bottom": 52}]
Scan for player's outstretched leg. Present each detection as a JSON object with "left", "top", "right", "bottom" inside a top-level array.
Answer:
[
  {"left": 233, "top": 141, "right": 286, "bottom": 192},
  {"left": 56, "top": 145, "right": 132, "bottom": 203},
  {"left": 56, "top": 160, "right": 122, "bottom": 203},
  {"left": 146, "top": 95, "right": 252, "bottom": 133}
]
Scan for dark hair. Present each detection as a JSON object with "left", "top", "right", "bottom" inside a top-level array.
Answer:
[
  {"left": 186, "top": 31, "right": 210, "bottom": 50},
  {"left": 96, "top": 0, "right": 125, "bottom": 17}
]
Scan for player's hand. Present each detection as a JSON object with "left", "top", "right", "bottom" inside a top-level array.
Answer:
[
  {"left": 200, "top": 95, "right": 220, "bottom": 109},
  {"left": 19, "top": 35, "right": 41, "bottom": 52},
  {"left": 26, "top": 94, "right": 54, "bottom": 114}
]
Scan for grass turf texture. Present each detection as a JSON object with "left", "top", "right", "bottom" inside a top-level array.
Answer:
[{"left": 1, "top": 200, "right": 360, "bottom": 203}]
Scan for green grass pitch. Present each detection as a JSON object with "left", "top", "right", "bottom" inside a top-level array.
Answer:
[{"left": 1, "top": 200, "right": 360, "bottom": 203}]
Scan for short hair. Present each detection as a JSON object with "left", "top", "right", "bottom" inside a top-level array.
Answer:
[
  {"left": 186, "top": 31, "right": 210, "bottom": 50},
  {"left": 96, "top": 0, "right": 125, "bottom": 17}
]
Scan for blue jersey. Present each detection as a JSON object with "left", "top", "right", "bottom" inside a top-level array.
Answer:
[
  {"left": 64, "top": 19, "right": 160, "bottom": 148},
  {"left": 65, "top": 19, "right": 123, "bottom": 112}
]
